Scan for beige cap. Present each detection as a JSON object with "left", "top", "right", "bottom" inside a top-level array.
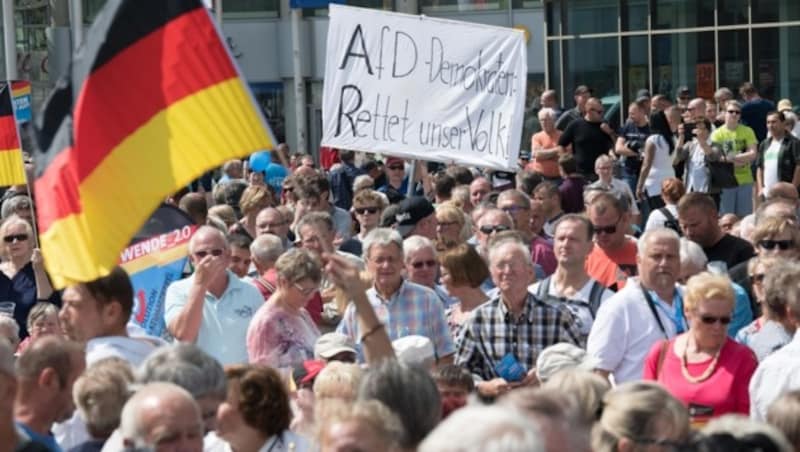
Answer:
[
  {"left": 392, "top": 335, "right": 435, "bottom": 368},
  {"left": 314, "top": 333, "right": 357, "bottom": 360},
  {"left": 778, "top": 99, "right": 793, "bottom": 112}
]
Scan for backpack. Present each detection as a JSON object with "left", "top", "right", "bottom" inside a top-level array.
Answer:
[
  {"left": 535, "top": 276, "right": 605, "bottom": 317},
  {"left": 658, "top": 207, "right": 682, "bottom": 236}
]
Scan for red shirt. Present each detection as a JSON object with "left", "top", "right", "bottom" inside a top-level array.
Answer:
[
  {"left": 585, "top": 241, "right": 638, "bottom": 291},
  {"left": 643, "top": 337, "right": 758, "bottom": 426}
]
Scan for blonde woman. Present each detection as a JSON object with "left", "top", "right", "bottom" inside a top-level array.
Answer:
[
  {"left": 434, "top": 202, "right": 469, "bottom": 251},
  {"left": 643, "top": 272, "right": 758, "bottom": 426}
]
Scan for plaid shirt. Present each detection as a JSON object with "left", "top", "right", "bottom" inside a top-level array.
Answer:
[
  {"left": 337, "top": 279, "right": 455, "bottom": 359},
  {"left": 455, "top": 292, "right": 582, "bottom": 381}
]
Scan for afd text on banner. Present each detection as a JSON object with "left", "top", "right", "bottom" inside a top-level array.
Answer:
[{"left": 321, "top": 4, "right": 527, "bottom": 171}]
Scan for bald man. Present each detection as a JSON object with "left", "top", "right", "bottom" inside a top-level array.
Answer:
[{"left": 120, "top": 383, "right": 203, "bottom": 452}]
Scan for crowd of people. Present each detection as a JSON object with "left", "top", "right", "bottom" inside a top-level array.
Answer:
[{"left": 3, "top": 81, "right": 800, "bottom": 451}]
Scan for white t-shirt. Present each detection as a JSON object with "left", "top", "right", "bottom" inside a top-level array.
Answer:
[
  {"left": 763, "top": 139, "right": 782, "bottom": 196},
  {"left": 685, "top": 140, "right": 710, "bottom": 193},
  {"left": 644, "top": 135, "right": 676, "bottom": 196},
  {"left": 587, "top": 278, "right": 681, "bottom": 384},
  {"left": 644, "top": 204, "right": 679, "bottom": 232},
  {"left": 750, "top": 331, "right": 800, "bottom": 420}
]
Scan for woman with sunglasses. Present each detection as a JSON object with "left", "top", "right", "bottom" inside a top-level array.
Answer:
[
  {"left": 736, "top": 256, "right": 792, "bottom": 361},
  {"left": 340, "top": 190, "right": 386, "bottom": 257},
  {"left": 246, "top": 248, "right": 322, "bottom": 374},
  {"left": 0, "top": 215, "right": 57, "bottom": 340},
  {"left": 643, "top": 272, "right": 758, "bottom": 427},
  {"left": 751, "top": 216, "right": 800, "bottom": 259}
]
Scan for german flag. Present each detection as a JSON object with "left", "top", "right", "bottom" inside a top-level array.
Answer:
[
  {"left": 0, "top": 84, "right": 25, "bottom": 187},
  {"left": 34, "top": 0, "right": 276, "bottom": 288}
]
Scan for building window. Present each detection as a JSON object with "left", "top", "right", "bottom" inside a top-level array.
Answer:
[
  {"left": 545, "top": 0, "right": 562, "bottom": 36},
  {"left": 563, "top": 0, "right": 618, "bottom": 35},
  {"left": 718, "top": 30, "right": 750, "bottom": 93},
  {"left": 621, "top": 36, "right": 649, "bottom": 108},
  {"left": 547, "top": 41, "right": 562, "bottom": 101},
  {"left": 419, "top": 0, "right": 506, "bottom": 14},
  {"left": 752, "top": 27, "right": 800, "bottom": 103},
  {"left": 223, "top": 0, "right": 279, "bottom": 18},
  {"left": 652, "top": 32, "right": 714, "bottom": 101},
  {"left": 621, "top": 0, "right": 648, "bottom": 31},
  {"left": 653, "top": 0, "right": 714, "bottom": 29},
  {"left": 563, "top": 37, "right": 619, "bottom": 103},
  {"left": 752, "top": 0, "right": 800, "bottom": 23}
]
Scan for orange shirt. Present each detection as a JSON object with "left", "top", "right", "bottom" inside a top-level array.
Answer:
[
  {"left": 585, "top": 240, "right": 638, "bottom": 291},
  {"left": 529, "top": 130, "right": 563, "bottom": 177}
]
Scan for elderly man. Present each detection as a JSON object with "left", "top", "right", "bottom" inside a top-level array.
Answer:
[
  {"left": 120, "top": 383, "right": 204, "bottom": 452},
  {"left": 14, "top": 337, "right": 85, "bottom": 451},
  {"left": 678, "top": 238, "right": 752, "bottom": 337},
  {"left": 165, "top": 226, "right": 263, "bottom": 365},
  {"left": 469, "top": 177, "right": 491, "bottom": 207},
  {"left": 255, "top": 207, "right": 293, "bottom": 249},
  {"left": 677, "top": 193, "right": 755, "bottom": 272},
  {"left": 403, "top": 235, "right": 453, "bottom": 307},
  {"left": 455, "top": 240, "right": 580, "bottom": 398},
  {"left": 587, "top": 228, "right": 683, "bottom": 383},
  {"left": 395, "top": 196, "right": 436, "bottom": 240},
  {"left": 247, "top": 234, "right": 284, "bottom": 300},
  {"left": 498, "top": 189, "right": 556, "bottom": 276},
  {"left": 585, "top": 192, "right": 638, "bottom": 291},
  {"left": 474, "top": 209, "right": 514, "bottom": 258},
  {"left": 336, "top": 228, "right": 454, "bottom": 364},
  {"left": 531, "top": 215, "right": 614, "bottom": 342}
]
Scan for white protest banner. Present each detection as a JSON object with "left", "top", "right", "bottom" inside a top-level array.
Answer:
[{"left": 321, "top": 4, "right": 527, "bottom": 171}]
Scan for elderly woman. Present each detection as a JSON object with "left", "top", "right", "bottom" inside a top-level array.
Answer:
[
  {"left": 16, "top": 302, "right": 61, "bottom": 353},
  {"left": 210, "top": 365, "right": 310, "bottom": 452},
  {"left": 644, "top": 177, "right": 685, "bottom": 232},
  {"left": 751, "top": 216, "right": 800, "bottom": 258},
  {"left": 438, "top": 244, "right": 488, "bottom": 336},
  {"left": 529, "top": 107, "right": 566, "bottom": 181},
  {"left": 402, "top": 235, "right": 453, "bottom": 307},
  {"left": 231, "top": 185, "right": 275, "bottom": 239},
  {"left": 0, "top": 215, "right": 58, "bottom": 339},
  {"left": 246, "top": 248, "right": 321, "bottom": 373},
  {"left": 434, "top": 202, "right": 468, "bottom": 251},
  {"left": 643, "top": 272, "right": 758, "bottom": 426},
  {"left": 592, "top": 382, "right": 690, "bottom": 452},
  {"left": 736, "top": 257, "right": 793, "bottom": 361}
]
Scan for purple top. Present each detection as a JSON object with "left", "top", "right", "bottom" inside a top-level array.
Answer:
[{"left": 559, "top": 176, "right": 587, "bottom": 214}]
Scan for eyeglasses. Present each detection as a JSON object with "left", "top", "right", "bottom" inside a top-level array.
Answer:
[
  {"left": 258, "top": 221, "right": 287, "bottom": 229},
  {"left": 387, "top": 165, "right": 404, "bottom": 171},
  {"left": 501, "top": 205, "right": 528, "bottom": 214},
  {"left": 194, "top": 249, "right": 224, "bottom": 258},
  {"left": 3, "top": 234, "right": 28, "bottom": 243},
  {"left": 410, "top": 260, "right": 437, "bottom": 269},
  {"left": 355, "top": 207, "right": 380, "bottom": 215},
  {"left": 727, "top": 110, "right": 741, "bottom": 115},
  {"left": 750, "top": 273, "right": 766, "bottom": 284},
  {"left": 479, "top": 224, "right": 510, "bottom": 235},
  {"left": 758, "top": 239, "right": 794, "bottom": 250},
  {"left": 282, "top": 186, "right": 294, "bottom": 192},
  {"left": 591, "top": 216, "right": 622, "bottom": 235},
  {"left": 293, "top": 282, "right": 319, "bottom": 296},
  {"left": 699, "top": 315, "right": 732, "bottom": 325}
]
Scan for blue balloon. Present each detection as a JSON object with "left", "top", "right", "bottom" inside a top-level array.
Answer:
[
  {"left": 249, "top": 151, "right": 271, "bottom": 172},
  {"left": 265, "top": 163, "right": 288, "bottom": 193}
]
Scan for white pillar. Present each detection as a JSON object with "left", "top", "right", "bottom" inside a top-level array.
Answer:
[
  {"left": 291, "top": 8, "right": 307, "bottom": 154},
  {"left": 2, "top": 0, "right": 16, "bottom": 80}
]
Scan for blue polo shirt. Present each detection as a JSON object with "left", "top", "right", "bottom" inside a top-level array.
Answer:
[{"left": 165, "top": 271, "right": 263, "bottom": 365}]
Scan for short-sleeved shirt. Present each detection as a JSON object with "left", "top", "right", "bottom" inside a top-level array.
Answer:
[
  {"left": 336, "top": 279, "right": 454, "bottom": 360},
  {"left": 530, "top": 130, "right": 562, "bottom": 178},
  {"left": 455, "top": 292, "right": 582, "bottom": 381},
  {"left": 559, "top": 176, "right": 588, "bottom": 213},
  {"left": 750, "top": 331, "right": 800, "bottom": 420},
  {"left": 585, "top": 240, "right": 639, "bottom": 292},
  {"left": 587, "top": 279, "right": 682, "bottom": 383},
  {"left": 618, "top": 121, "right": 651, "bottom": 173},
  {"left": 246, "top": 302, "right": 320, "bottom": 370},
  {"left": 702, "top": 234, "right": 756, "bottom": 272},
  {"left": 710, "top": 124, "right": 758, "bottom": 185},
  {"left": 558, "top": 119, "right": 614, "bottom": 177},
  {"left": 165, "top": 271, "right": 263, "bottom": 365},
  {"left": 586, "top": 179, "right": 640, "bottom": 215}
]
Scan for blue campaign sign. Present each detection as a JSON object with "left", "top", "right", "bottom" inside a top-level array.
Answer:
[
  {"left": 11, "top": 81, "right": 31, "bottom": 124},
  {"left": 290, "top": 0, "right": 344, "bottom": 9}
]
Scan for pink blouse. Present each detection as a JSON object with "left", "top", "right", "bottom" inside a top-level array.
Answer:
[{"left": 246, "top": 301, "right": 320, "bottom": 370}]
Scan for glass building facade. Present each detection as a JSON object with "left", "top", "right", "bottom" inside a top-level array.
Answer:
[{"left": 545, "top": 0, "right": 800, "bottom": 126}]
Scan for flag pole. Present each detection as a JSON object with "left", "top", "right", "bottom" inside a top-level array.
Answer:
[
  {"left": 2, "top": 0, "right": 16, "bottom": 80},
  {"left": 6, "top": 81, "right": 39, "bottom": 248}
]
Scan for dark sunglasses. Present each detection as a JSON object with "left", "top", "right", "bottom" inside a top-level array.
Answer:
[
  {"left": 282, "top": 186, "right": 294, "bottom": 192},
  {"left": 758, "top": 239, "right": 794, "bottom": 250},
  {"left": 3, "top": 234, "right": 28, "bottom": 243},
  {"left": 194, "top": 249, "right": 224, "bottom": 258},
  {"left": 355, "top": 207, "right": 380, "bottom": 215},
  {"left": 750, "top": 273, "right": 766, "bottom": 284},
  {"left": 727, "top": 110, "right": 741, "bottom": 115},
  {"left": 479, "top": 224, "right": 510, "bottom": 235},
  {"left": 700, "top": 315, "right": 732, "bottom": 325},
  {"left": 592, "top": 216, "right": 622, "bottom": 235},
  {"left": 411, "top": 260, "right": 437, "bottom": 269}
]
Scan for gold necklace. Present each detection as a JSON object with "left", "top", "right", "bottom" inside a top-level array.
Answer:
[{"left": 680, "top": 337, "right": 722, "bottom": 384}]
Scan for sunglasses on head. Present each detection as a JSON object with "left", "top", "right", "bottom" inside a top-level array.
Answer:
[
  {"left": 758, "top": 239, "right": 793, "bottom": 250},
  {"left": 194, "top": 249, "right": 224, "bottom": 258},
  {"left": 3, "top": 234, "right": 28, "bottom": 243},
  {"left": 479, "top": 224, "right": 510, "bottom": 235},
  {"left": 699, "top": 315, "right": 732, "bottom": 325},
  {"left": 410, "top": 260, "right": 437, "bottom": 269},
  {"left": 355, "top": 207, "right": 380, "bottom": 215}
]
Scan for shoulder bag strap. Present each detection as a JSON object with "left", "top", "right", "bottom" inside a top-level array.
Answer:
[{"left": 641, "top": 286, "right": 669, "bottom": 339}]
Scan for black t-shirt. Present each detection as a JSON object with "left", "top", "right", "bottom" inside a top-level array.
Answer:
[
  {"left": 558, "top": 119, "right": 614, "bottom": 177},
  {"left": 618, "top": 121, "right": 651, "bottom": 173},
  {"left": 702, "top": 234, "right": 756, "bottom": 271}
]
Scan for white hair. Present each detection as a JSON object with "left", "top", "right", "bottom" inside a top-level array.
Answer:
[
  {"left": 353, "top": 174, "right": 374, "bottom": 192},
  {"left": 403, "top": 235, "right": 435, "bottom": 262},
  {"left": 250, "top": 233, "right": 284, "bottom": 266},
  {"left": 363, "top": 228, "right": 404, "bottom": 260},
  {"left": 419, "top": 405, "right": 545, "bottom": 452},
  {"left": 538, "top": 107, "right": 557, "bottom": 121},
  {"left": 679, "top": 237, "right": 707, "bottom": 269},
  {"left": 536, "top": 343, "right": 598, "bottom": 383},
  {"left": 637, "top": 227, "right": 680, "bottom": 257},
  {"left": 488, "top": 240, "right": 532, "bottom": 268},
  {"left": 120, "top": 382, "right": 199, "bottom": 448}
]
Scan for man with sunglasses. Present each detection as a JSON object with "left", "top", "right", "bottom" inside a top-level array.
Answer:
[
  {"left": 585, "top": 193, "right": 639, "bottom": 291},
  {"left": 377, "top": 156, "right": 422, "bottom": 200},
  {"left": 498, "top": 189, "right": 556, "bottom": 276},
  {"left": 165, "top": 226, "right": 263, "bottom": 365},
  {"left": 558, "top": 97, "right": 615, "bottom": 181},
  {"left": 677, "top": 193, "right": 755, "bottom": 272}
]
